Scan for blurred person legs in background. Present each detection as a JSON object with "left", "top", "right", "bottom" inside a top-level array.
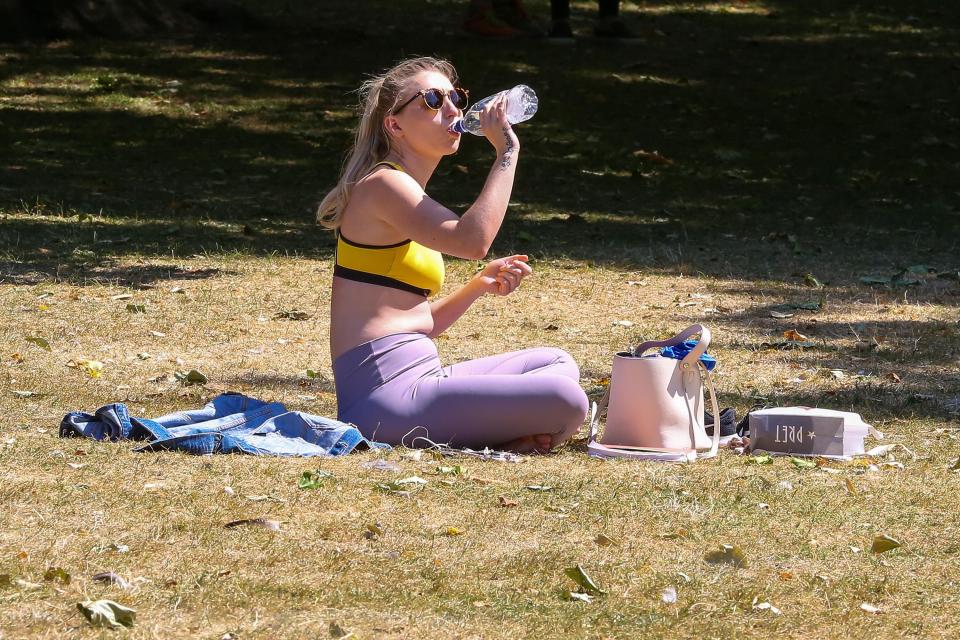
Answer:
[
  {"left": 548, "top": 0, "right": 638, "bottom": 40},
  {"left": 463, "top": 0, "right": 543, "bottom": 37}
]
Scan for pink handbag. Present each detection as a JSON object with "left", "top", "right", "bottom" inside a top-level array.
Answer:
[{"left": 588, "top": 324, "right": 720, "bottom": 462}]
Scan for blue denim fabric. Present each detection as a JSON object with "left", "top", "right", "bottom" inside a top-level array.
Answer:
[{"left": 59, "top": 393, "right": 389, "bottom": 456}]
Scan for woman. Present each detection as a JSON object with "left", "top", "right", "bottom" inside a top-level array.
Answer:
[{"left": 317, "top": 57, "right": 588, "bottom": 453}]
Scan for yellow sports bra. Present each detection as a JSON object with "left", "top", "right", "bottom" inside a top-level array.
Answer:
[{"left": 333, "top": 162, "right": 445, "bottom": 297}]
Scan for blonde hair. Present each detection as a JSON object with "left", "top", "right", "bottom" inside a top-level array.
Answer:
[{"left": 316, "top": 56, "right": 458, "bottom": 230}]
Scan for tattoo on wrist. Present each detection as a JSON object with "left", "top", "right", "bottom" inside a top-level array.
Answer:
[{"left": 499, "top": 127, "right": 514, "bottom": 170}]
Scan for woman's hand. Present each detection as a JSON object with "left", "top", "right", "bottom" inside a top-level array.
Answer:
[
  {"left": 473, "top": 255, "right": 532, "bottom": 296},
  {"left": 479, "top": 94, "right": 520, "bottom": 156}
]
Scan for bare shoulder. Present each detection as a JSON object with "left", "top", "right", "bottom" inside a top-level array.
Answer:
[
  {"left": 354, "top": 167, "right": 424, "bottom": 207},
  {"left": 340, "top": 168, "right": 423, "bottom": 242}
]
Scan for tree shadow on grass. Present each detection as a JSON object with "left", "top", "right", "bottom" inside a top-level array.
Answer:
[
  {"left": 0, "top": 259, "right": 227, "bottom": 287},
  {"left": 1, "top": 1, "right": 958, "bottom": 317},
  {"left": 2, "top": 0, "right": 958, "bottom": 239}
]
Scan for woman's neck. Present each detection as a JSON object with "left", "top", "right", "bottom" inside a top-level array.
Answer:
[{"left": 384, "top": 152, "right": 439, "bottom": 190}]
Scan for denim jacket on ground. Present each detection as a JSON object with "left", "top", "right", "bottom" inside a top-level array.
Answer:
[{"left": 59, "top": 393, "right": 388, "bottom": 456}]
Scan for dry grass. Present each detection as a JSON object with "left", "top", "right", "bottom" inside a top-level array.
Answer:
[
  {"left": 2, "top": 233, "right": 960, "bottom": 638},
  {"left": 3, "top": 0, "right": 960, "bottom": 637}
]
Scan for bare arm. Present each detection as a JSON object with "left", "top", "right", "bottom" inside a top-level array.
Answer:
[
  {"left": 427, "top": 255, "right": 532, "bottom": 338},
  {"left": 427, "top": 278, "right": 487, "bottom": 339},
  {"left": 454, "top": 119, "right": 519, "bottom": 257},
  {"left": 373, "top": 95, "right": 521, "bottom": 260}
]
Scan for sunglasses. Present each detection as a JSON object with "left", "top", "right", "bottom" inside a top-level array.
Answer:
[{"left": 394, "top": 87, "right": 469, "bottom": 114}]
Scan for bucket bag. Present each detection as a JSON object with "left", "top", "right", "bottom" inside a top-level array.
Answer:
[{"left": 588, "top": 324, "right": 720, "bottom": 462}]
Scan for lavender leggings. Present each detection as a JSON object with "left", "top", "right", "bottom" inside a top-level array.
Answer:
[{"left": 333, "top": 332, "right": 589, "bottom": 448}]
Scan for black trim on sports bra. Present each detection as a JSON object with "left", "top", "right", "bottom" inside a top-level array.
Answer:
[
  {"left": 337, "top": 232, "right": 411, "bottom": 250},
  {"left": 333, "top": 264, "right": 429, "bottom": 297}
]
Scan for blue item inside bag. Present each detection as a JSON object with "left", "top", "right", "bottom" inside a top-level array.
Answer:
[{"left": 660, "top": 340, "right": 716, "bottom": 371}]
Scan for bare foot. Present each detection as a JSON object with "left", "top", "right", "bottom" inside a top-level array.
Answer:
[{"left": 502, "top": 434, "right": 553, "bottom": 454}]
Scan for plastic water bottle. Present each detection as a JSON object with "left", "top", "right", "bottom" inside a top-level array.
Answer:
[{"left": 451, "top": 84, "right": 538, "bottom": 136}]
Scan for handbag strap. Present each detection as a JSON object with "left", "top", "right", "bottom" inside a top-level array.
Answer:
[
  {"left": 632, "top": 324, "right": 711, "bottom": 371},
  {"left": 588, "top": 360, "right": 721, "bottom": 460}
]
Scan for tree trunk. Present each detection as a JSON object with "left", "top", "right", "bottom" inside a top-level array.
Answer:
[{"left": 0, "top": 0, "right": 261, "bottom": 40}]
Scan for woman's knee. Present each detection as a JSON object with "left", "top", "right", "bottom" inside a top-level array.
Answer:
[{"left": 548, "top": 377, "right": 589, "bottom": 444}]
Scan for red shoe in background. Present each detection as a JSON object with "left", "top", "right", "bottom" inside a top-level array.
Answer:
[{"left": 463, "top": 1, "right": 524, "bottom": 37}]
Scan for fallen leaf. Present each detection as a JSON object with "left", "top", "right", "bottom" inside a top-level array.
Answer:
[
  {"left": 564, "top": 564, "right": 605, "bottom": 595},
  {"left": 110, "top": 294, "right": 134, "bottom": 301},
  {"left": 860, "top": 602, "right": 881, "bottom": 614},
  {"left": 803, "top": 274, "right": 822, "bottom": 288},
  {"left": 273, "top": 310, "right": 310, "bottom": 321},
  {"left": 871, "top": 535, "right": 901, "bottom": 554},
  {"left": 749, "top": 454, "right": 773, "bottom": 465},
  {"left": 594, "top": 534, "right": 616, "bottom": 547},
  {"left": 498, "top": 496, "right": 518, "bottom": 508},
  {"left": 844, "top": 478, "right": 858, "bottom": 496},
  {"left": 753, "top": 601, "right": 782, "bottom": 615},
  {"left": 769, "top": 310, "right": 794, "bottom": 319},
  {"left": 704, "top": 544, "right": 747, "bottom": 568},
  {"left": 632, "top": 149, "right": 674, "bottom": 165},
  {"left": 15, "top": 578, "right": 43, "bottom": 591},
  {"left": 91, "top": 572, "right": 131, "bottom": 590},
  {"left": 375, "top": 482, "right": 414, "bottom": 497},
  {"left": 365, "top": 523, "right": 384, "bottom": 538},
  {"left": 12, "top": 390, "right": 36, "bottom": 398},
  {"left": 25, "top": 336, "right": 51, "bottom": 351},
  {"left": 396, "top": 476, "right": 427, "bottom": 485},
  {"left": 445, "top": 527, "right": 465, "bottom": 536},
  {"left": 783, "top": 329, "right": 810, "bottom": 341},
  {"left": 174, "top": 369, "right": 207, "bottom": 385},
  {"left": 223, "top": 518, "right": 281, "bottom": 532},
  {"left": 329, "top": 621, "right": 353, "bottom": 639},
  {"left": 43, "top": 567, "right": 71, "bottom": 585},
  {"left": 150, "top": 331, "right": 166, "bottom": 337},
  {"left": 437, "top": 465, "right": 466, "bottom": 475},
  {"left": 77, "top": 599, "right": 136, "bottom": 629},
  {"left": 613, "top": 320, "right": 634, "bottom": 327},
  {"left": 790, "top": 457, "right": 817, "bottom": 470},
  {"left": 569, "top": 591, "right": 594, "bottom": 603},
  {"left": 886, "top": 372, "right": 902, "bottom": 383},
  {"left": 299, "top": 470, "right": 333, "bottom": 490},
  {"left": 74, "top": 359, "right": 104, "bottom": 378},
  {"left": 526, "top": 485, "right": 553, "bottom": 492}
]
